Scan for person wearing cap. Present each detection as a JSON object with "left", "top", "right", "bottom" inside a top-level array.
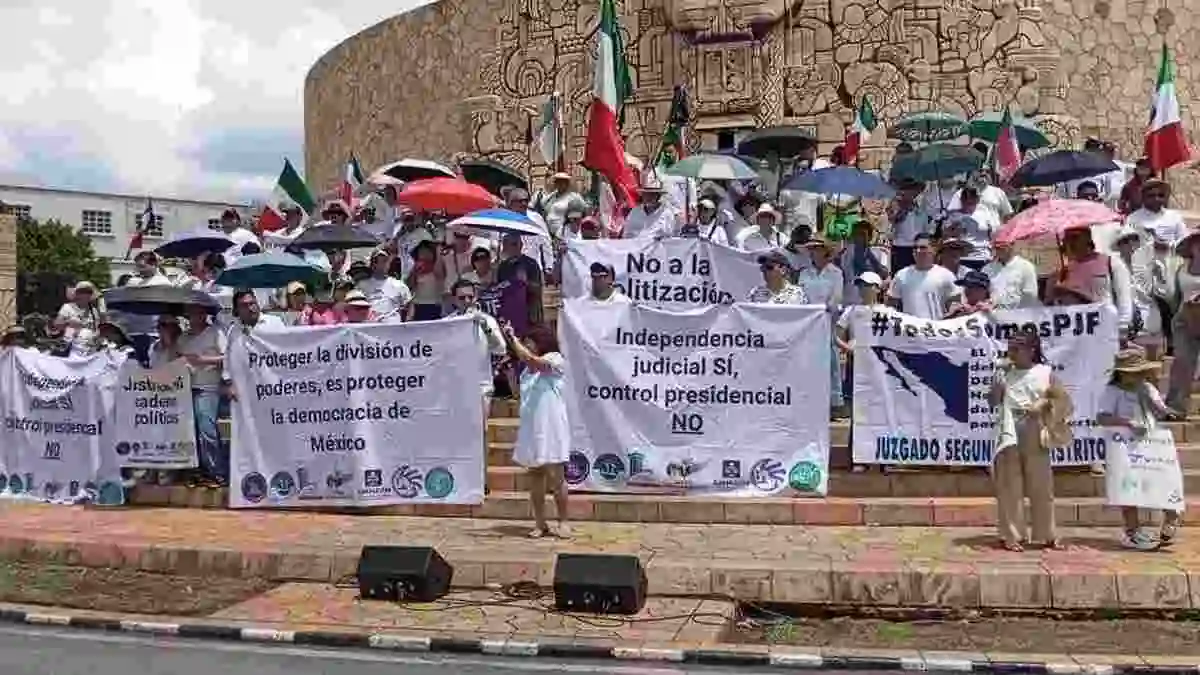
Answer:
[
  {"left": 945, "top": 270, "right": 993, "bottom": 318},
  {"left": 623, "top": 173, "right": 679, "bottom": 240},
  {"left": 587, "top": 262, "right": 630, "bottom": 305},
  {"left": 537, "top": 172, "right": 585, "bottom": 238},
  {"left": 1049, "top": 225, "right": 1133, "bottom": 337},
  {"left": 357, "top": 249, "right": 412, "bottom": 322},
  {"left": 680, "top": 198, "right": 729, "bottom": 245},
  {"left": 504, "top": 187, "right": 556, "bottom": 277},
  {"left": 1110, "top": 227, "right": 1160, "bottom": 345},
  {"left": 735, "top": 203, "right": 787, "bottom": 252},
  {"left": 1164, "top": 229, "right": 1200, "bottom": 412},
  {"left": 179, "top": 303, "right": 230, "bottom": 487},
  {"left": 55, "top": 280, "right": 101, "bottom": 357},
  {"left": 219, "top": 207, "right": 261, "bottom": 266},
  {"left": 836, "top": 270, "right": 893, "bottom": 470},
  {"left": 747, "top": 251, "right": 807, "bottom": 305},
  {"left": 886, "top": 233, "right": 960, "bottom": 320},
  {"left": 1096, "top": 347, "right": 1184, "bottom": 551},
  {"left": 341, "top": 290, "right": 375, "bottom": 324},
  {"left": 797, "top": 236, "right": 847, "bottom": 414},
  {"left": 980, "top": 238, "right": 1040, "bottom": 310},
  {"left": 936, "top": 237, "right": 973, "bottom": 280}
]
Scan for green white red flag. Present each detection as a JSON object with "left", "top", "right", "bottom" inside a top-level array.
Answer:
[
  {"left": 583, "top": 0, "right": 639, "bottom": 206},
  {"left": 535, "top": 92, "right": 564, "bottom": 170},
  {"left": 1145, "top": 44, "right": 1190, "bottom": 171},
  {"left": 993, "top": 107, "right": 1022, "bottom": 183},
  {"left": 339, "top": 155, "right": 365, "bottom": 210},
  {"left": 259, "top": 159, "right": 317, "bottom": 232},
  {"left": 842, "top": 96, "right": 876, "bottom": 163}
]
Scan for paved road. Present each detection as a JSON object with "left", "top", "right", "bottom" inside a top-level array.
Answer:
[{"left": 0, "top": 624, "right": 882, "bottom": 675}]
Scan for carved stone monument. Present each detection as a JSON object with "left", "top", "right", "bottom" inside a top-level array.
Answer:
[{"left": 304, "top": 0, "right": 1200, "bottom": 206}]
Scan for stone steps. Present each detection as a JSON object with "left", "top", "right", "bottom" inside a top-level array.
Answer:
[{"left": 123, "top": 486, "right": 1195, "bottom": 528}]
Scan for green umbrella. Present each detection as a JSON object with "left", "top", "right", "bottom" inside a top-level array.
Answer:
[
  {"left": 966, "top": 111, "right": 1050, "bottom": 150},
  {"left": 887, "top": 112, "right": 967, "bottom": 143},
  {"left": 889, "top": 143, "right": 986, "bottom": 183}
]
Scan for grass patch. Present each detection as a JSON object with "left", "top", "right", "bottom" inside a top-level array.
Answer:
[{"left": 0, "top": 561, "right": 275, "bottom": 616}]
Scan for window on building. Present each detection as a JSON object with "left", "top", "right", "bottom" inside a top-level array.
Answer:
[
  {"left": 80, "top": 210, "right": 113, "bottom": 235},
  {"left": 6, "top": 204, "right": 31, "bottom": 222},
  {"left": 143, "top": 214, "right": 164, "bottom": 238}
]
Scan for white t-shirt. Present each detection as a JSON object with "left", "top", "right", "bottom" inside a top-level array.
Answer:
[
  {"left": 1126, "top": 208, "right": 1187, "bottom": 246},
  {"left": 796, "top": 264, "right": 844, "bottom": 309},
  {"left": 1098, "top": 382, "right": 1167, "bottom": 429},
  {"left": 590, "top": 290, "right": 633, "bottom": 305},
  {"left": 56, "top": 302, "right": 100, "bottom": 356},
  {"left": 623, "top": 204, "right": 678, "bottom": 239},
  {"left": 891, "top": 209, "right": 932, "bottom": 247},
  {"left": 948, "top": 185, "right": 1012, "bottom": 223},
  {"left": 735, "top": 226, "right": 786, "bottom": 252},
  {"left": 982, "top": 255, "right": 1041, "bottom": 309},
  {"left": 948, "top": 208, "right": 1000, "bottom": 262},
  {"left": 178, "top": 324, "right": 227, "bottom": 390},
  {"left": 887, "top": 264, "right": 960, "bottom": 319},
  {"left": 357, "top": 276, "right": 413, "bottom": 320}
]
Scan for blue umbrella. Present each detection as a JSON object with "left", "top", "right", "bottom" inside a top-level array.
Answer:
[
  {"left": 1009, "top": 150, "right": 1119, "bottom": 188},
  {"left": 784, "top": 166, "right": 896, "bottom": 199},
  {"left": 154, "top": 229, "right": 234, "bottom": 259},
  {"left": 447, "top": 208, "right": 547, "bottom": 237},
  {"left": 215, "top": 251, "right": 325, "bottom": 289}
]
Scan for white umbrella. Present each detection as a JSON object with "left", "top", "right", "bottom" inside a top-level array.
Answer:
[
  {"left": 665, "top": 153, "right": 760, "bottom": 181},
  {"left": 447, "top": 209, "right": 547, "bottom": 238},
  {"left": 373, "top": 158, "right": 456, "bottom": 182}
]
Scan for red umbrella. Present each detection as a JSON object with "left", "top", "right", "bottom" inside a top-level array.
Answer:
[
  {"left": 994, "top": 199, "right": 1121, "bottom": 245},
  {"left": 397, "top": 178, "right": 499, "bottom": 216}
]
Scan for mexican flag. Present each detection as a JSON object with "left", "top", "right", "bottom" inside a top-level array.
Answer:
[
  {"left": 259, "top": 159, "right": 317, "bottom": 232},
  {"left": 1145, "top": 44, "right": 1190, "bottom": 172},
  {"left": 655, "top": 85, "right": 690, "bottom": 168},
  {"left": 535, "top": 92, "right": 563, "bottom": 169},
  {"left": 993, "top": 106, "right": 1022, "bottom": 183},
  {"left": 339, "top": 155, "right": 365, "bottom": 210},
  {"left": 583, "top": 0, "right": 639, "bottom": 206},
  {"left": 842, "top": 96, "right": 877, "bottom": 163}
]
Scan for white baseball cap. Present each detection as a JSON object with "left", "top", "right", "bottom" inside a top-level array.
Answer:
[{"left": 855, "top": 271, "right": 884, "bottom": 287}]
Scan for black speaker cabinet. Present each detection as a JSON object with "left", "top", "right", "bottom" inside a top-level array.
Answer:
[
  {"left": 357, "top": 546, "right": 453, "bottom": 602},
  {"left": 553, "top": 553, "right": 647, "bottom": 615}
]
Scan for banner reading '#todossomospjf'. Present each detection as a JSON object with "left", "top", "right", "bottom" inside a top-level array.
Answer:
[
  {"left": 560, "top": 298, "right": 831, "bottom": 496},
  {"left": 851, "top": 303, "right": 1118, "bottom": 467},
  {"left": 226, "top": 318, "right": 489, "bottom": 508},
  {"left": 562, "top": 238, "right": 761, "bottom": 307}
]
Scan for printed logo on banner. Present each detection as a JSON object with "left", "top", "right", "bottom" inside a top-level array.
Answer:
[
  {"left": 750, "top": 459, "right": 786, "bottom": 492},
  {"left": 722, "top": 460, "right": 741, "bottom": 479},
  {"left": 391, "top": 465, "right": 424, "bottom": 499},
  {"left": 326, "top": 469, "right": 353, "bottom": 497},
  {"left": 43, "top": 481, "right": 62, "bottom": 500},
  {"left": 9, "top": 474, "right": 25, "bottom": 494},
  {"left": 788, "top": 461, "right": 824, "bottom": 493},
  {"left": 68, "top": 481, "right": 80, "bottom": 498},
  {"left": 241, "top": 472, "right": 268, "bottom": 504},
  {"left": 114, "top": 442, "right": 132, "bottom": 456},
  {"left": 871, "top": 346, "right": 971, "bottom": 423},
  {"left": 269, "top": 471, "right": 296, "bottom": 499},
  {"left": 0, "top": 474, "right": 8, "bottom": 492},
  {"left": 666, "top": 458, "right": 706, "bottom": 479},
  {"left": 565, "top": 451, "right": 591, "bottom": 485},
  {"left": 364, "top": 469, "right": 383, "bottom": 488},
  {"left": 424, "top": 467, "right": 455, "bottom": 499},
  {"left": 592, "top": 453, "right": 627, "bottom": 485}
]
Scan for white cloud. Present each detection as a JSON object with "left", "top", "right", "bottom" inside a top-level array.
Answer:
[{"left": 0, "top": 0, "right": 434, "bottom": 202}]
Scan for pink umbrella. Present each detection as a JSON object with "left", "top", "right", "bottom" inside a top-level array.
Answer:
[{"left": 994, "top": 199, "right": 1121, "bottom": 245}]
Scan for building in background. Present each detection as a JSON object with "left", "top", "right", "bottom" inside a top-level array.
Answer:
[{"left": 0, "top": 184, "right": 246, "bottom": 283}]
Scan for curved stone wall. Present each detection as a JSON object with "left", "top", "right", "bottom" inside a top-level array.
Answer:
[{"left": 305, "top": 0, "right": 1200, "bottom": 207}]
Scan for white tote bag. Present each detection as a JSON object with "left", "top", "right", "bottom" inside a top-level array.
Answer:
[{"left": 1104, "top": 427, "right": 1186, "bottom": 511}]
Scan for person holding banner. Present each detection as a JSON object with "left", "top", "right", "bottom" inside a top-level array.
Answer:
[
  {"left": 180, "top": 305, "right": 230, "bottom": 487},
  {"left": 989, "top": 330, "right": 1073, "bottom": 551},
  {"left": 587, "top": 263, "right": 630, "bottom": 305},
  {"left": 1165, "top": 231, "right": 1200, "bottom": 413},
  {"left": 735, "top": 204, "right": 787, "bottom": 252},
  {"left": 503, "top": 324, "right": 571, "bottom": 539},
  {"left": 887, "top": 234, "right": 960, "bottom": 320},
  {"left": 796, "top": 237, "right": 846, "bottom": 415},
  {"left": 1096, "top": 348, "right": 1184, "bottom": 550},
  {"left": 445, "top": 279, "right": 508, "bottom": 423},
  {"left": 747, "top": 251, "right": 807, "bottom": 305}
]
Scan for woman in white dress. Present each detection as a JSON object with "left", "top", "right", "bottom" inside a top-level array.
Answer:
[{"left": 504, "top": 323, "right": 571, "bottom": 538}]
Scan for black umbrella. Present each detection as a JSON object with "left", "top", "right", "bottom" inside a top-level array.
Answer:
[
  {"left": 459, "top": 158, "right": 528, "bottom": 196},
  {"left": 1010, "top": 150, "right": 1119, "bottom": 188},
  {"left": 735, "top": 127, "right": 817, "bottom": 159},
  {"left": 372, "top": 158, "right": 456, "bottom": 183},
  {"left": 287, "top": 224, "right": 381, "bottom": 253},
  {"left": 102, "top": 285, "right": 220, "bottom": 316}
]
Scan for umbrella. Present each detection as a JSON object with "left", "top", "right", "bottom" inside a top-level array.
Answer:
[
  {"left": 153, "top": 229, "right": 235, "bottom": 260},
  {"left": 783, "top": 166, "right": 896, "bottom": 200},
  {"left": 735, "top": 126, "right": 816, "bottom": 159},
  {"left": 374, "top": 158, "right": 456, "bottom": 182},
  {"left": 398, "top": 177, "right": 500, "bottom": 216},
  {"left": 889, "top": 143, "right": 985, "bottom": 183},
  {"left": 1009, "top": 150, "right": 1119, "bottom": 188},
  {"left": 366, "top": 172, "right": 406, "bottom": 188},
  {"left": 287, "top": 224, "right": 381, "bottom": 253},
  {"left": 994, "top": 199, "right": 1121, "bottom": 245},
  {"left": 887, "top": 112, "right": 967, "bottom": 142},
  {"left": 102, "top": 285, "right": 221, "bottom": 316},
  {"left": 459, "top": 158, "right": 527, "bottom": 196},
  {"left": 967, "top": 111, "right": 1050, "bottom": 150},
  {"left": 665, "top": 153, "right": 760, "bottom": 181},
  {"left": 215, "top": 251, "right": 326, "bottom": 289},
  {"left": 447, "top": 208, "right": 548, "bottom": 238}
]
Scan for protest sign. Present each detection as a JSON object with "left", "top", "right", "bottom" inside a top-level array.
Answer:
[
  {"left": 560, "top": 299, "right": 831, "bottom": 496},
  {"left": 562, "top": 238, "right": 761, "bottom": 308},
  {"left": 1104, "top": 428, "right": 1186, "bottom": 511},
  {"left": 226, "top": 318, "right": 489, "bottom": 508},
  {"left": 0, "top": 347, "right": 125, "bottom": 503},
  {"left": 851, "top": 304, "right": 1119, "bottom": 467},
  {"left": 110, "top": 360, "right": 197, "bottom": 470}
]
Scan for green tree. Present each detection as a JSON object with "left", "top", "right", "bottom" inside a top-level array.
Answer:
[{"left": 17, "top": 218, "right": 111, "bottom": 317}]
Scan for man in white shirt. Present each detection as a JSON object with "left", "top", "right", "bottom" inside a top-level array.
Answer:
[
  {"left": 535, "top": 173, "right": 586, "bottom": 238},
  {"left": 180, "top": 304, "right": 231, "bottom": 486},
  {"left": 981, "top": 240, "right": 1042, "bottom": 309},
  {"left": 735, "top": 204, "right": 788, "bottom": 251},
  {"left": 1126, "top": 179, "right": 1187, "bottom": 246},
  {"left": 948, "top": 173, "right": 1012, "bottom": 226},
  {"left": 228, "top": 289, "right": 286, "bottom": 336},
  {"left": 684, "top": 199, "right": 730, "bottom": 245},
  {"left": 444, "top": 278, "right": 508, "bottom": 426},
  {"left": 588, "top": 263, "right": 632, "bottom": 304},
  {"left": 357, "top": 250, "right": 413, "bottom": 320},
  {"left": 623, "top": 176, "right": 678, "bottom": 239},
  {"left": 887, "top": 181, "right": 932, "bottom": 271},
  {"left": 887, "top": 234, "right": 961, "bottom": 319},
  {"left": 220, "top": 208, "right": 260, "bottom": 267},
  {"left": 261, "top": 204, "right": 307, "bottom": 251},
  {"left": 946, "top": 187, "right": 1001, "bottom": 269}
]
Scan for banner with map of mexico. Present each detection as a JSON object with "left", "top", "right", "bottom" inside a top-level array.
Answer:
[
  {"left": 560, "top": 298, "right": 831, "bottom": 496},
  {"left": 851, "top": 304, "right": 1119, "bottom": 467}
]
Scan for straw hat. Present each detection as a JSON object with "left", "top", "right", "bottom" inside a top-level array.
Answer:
[
  {"left": 1112, "top": 347, "right": 1159, "bottom": 374},
  {"left": 754, "top": 203, "right": 781, "bottom": 224}
]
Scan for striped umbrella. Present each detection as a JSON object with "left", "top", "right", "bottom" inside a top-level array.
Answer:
[
  {"left": 664, "top": 153, "right": 761, "bottom": 181},
  {"left": 447, "top": 209, "right": 547, "bottom": 238}
]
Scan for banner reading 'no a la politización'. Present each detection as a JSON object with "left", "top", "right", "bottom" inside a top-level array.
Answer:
[
  {"left": 851, "top": 304, "right": 1118, "bottom": 467},
  {"left": 560, "top": 298, "right": 831, "bottom": 496}
]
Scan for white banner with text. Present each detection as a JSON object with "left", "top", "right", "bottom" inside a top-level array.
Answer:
[
  {"left": 110, "top": 360, "right": 198, "bottom": 470},
  {"left": 560, "top": 299, "right": 831, "bottom": 496},
  {"left": 226, "top": 318, "right": 488, "bottom": 508},
  {"left": 851, "top": 304, "right": 1119, "bottom": 467},
  {"left": 562, "top": 238, "right": 762, "bottom": 307}
]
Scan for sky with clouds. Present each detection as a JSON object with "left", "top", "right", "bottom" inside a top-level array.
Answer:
[{"left": 0, "top": 0, "right": 433, "bottom": 204}]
